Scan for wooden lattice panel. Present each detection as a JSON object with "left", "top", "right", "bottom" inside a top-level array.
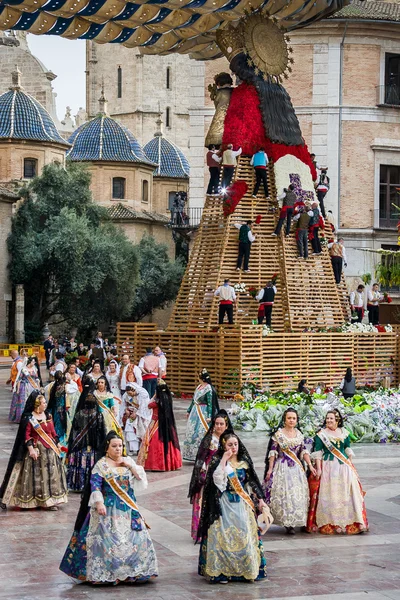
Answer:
[
  {"left": 168, "top": 155, "right": 348, "bottom": 332},
  {"left": 117, "top": 323, "right": 398, "bottom": 396}
]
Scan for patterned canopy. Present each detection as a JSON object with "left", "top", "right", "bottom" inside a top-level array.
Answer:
[{"left": 0, "top": 0, "right": 350, "bottom": 59}]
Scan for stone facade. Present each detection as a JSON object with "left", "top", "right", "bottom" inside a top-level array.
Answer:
[
  {"left": 0, "top": 141, "right": 66, "bottom": 182},
  {"left": 0, "top": 187, "right": 16, "bottom": 342},
  {"left": 0, "top": 32, "right": 59, "bottom": 124},
  {"left": 86, "top": 42, "right": 193, "bottom": 149}
]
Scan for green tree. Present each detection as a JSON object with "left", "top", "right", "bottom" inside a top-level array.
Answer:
[
  {"left": 8, "top": 162, "right": 139, "bottom": 331},
  {"left": 131, "top": 235, "right": 185, "bottom": 321}
]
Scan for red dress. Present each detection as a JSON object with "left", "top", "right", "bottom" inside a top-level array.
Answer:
[{"left": 143, "top": 402, "right": 182, "bottom": 472}]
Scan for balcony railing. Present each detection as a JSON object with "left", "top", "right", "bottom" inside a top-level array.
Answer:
[
  {"left": 376, "top": 84, "right": 400, "bottom": 107},
  {"left": 169, "top": 207, "right": 203, "bottom": 229}
]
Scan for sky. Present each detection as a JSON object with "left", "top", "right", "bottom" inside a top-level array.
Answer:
[{"left": 28, "top": 34, "right": 86, "bottom": 121}]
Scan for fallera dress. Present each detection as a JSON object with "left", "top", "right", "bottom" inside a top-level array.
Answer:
[
  {"left": 183, "top": 384, "right": 214, "bottom": 461},
  {"left": 190, "top": 433, "right": 219, "bottom": 540},
  {"left": 137, "top": 402, "right": 182, "bottom": 471},
  {"left": 9, "top": 366, "right": 40, "bottom": 423},
  {"left": 307, "top": 428, "right": 368, "bottom": 534},
  {"left": 264, "top": 428, "right": 310, "bottom": 528},
  {"left": 199, "top": 460, "right": 267, "bottom": 582},
  {"left": 60, "top": 456, "right": 158, "bottom": 584}
]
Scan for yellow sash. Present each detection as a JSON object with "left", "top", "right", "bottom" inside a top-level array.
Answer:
[
  {"left": 98, "top": 461, "right": 150, "bottom": 529},
  {"left": 274, "top": 430, "right": 305, "bottom": 471},
  {"left": 317, "top": 431, "right": 365, "bottom": 493},
  {"left": 195, "top": 403, "right": 209, "bottom": 432},
  {"left": 29, "top": 416, "right": 61, "bottom": 457},
  {"left": 95, "top": 394, "right": 123, "bottom": 437},
  {"left": 227, "top": 468, "right": 255, "bottom": 512},
  {"left": 137, "top": 420, "right": 158, "bottom": 465}
]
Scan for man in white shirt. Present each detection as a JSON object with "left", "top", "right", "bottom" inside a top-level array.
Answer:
[
  {"left": 367, "top": 283, "right": 383, "bottom": 325},
  {"left": 49, "top": 352, "right": 66, "bottom": 377},
  {"left": 233, "top": 221, "right": 256, "bottom": 272},
  {"left": 256, "top": 282, "right": 277, "bottom": 326},
  {"left": 154, "top": 346, "right": 167, "bottom": 378},
  {"left": 213, "top": 144, "right": 242, "bottom": 189},
  {"left": 350, "top": 284, "right": 365, "bottom": 323},
  {"left": 119, "top": 354, "right": 142, "bottom": 394},
  {"left": 215, "top": 279, "right": 237, "bottom": 324}
]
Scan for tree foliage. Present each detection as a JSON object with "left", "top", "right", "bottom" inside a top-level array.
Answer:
[
  {"left": 131, "top": 235, "right": 185, "bottom": 322},
  {"left": 8, "top": 163, "right": 139, "bottom": 330}
]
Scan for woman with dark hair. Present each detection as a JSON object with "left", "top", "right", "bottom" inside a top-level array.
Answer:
[
  {"left": 66, "top": 377, "right": 123, "bottom": 491},
  {"left": 198, "top": 432, "right": 267, "bottom": 583},
  {"left": 60, "top": 432, "right": 158, "bottom": 584},
  {"left": 339, "top": 367, "right": 356, "bottom": 399},
  {"left": 86, "top": 360, "right": 104, "bottom": 384},
  {"left": 137, "top": 381, "right": 182, "bottom": 471},
  {"left": 0, "top": 392, "right": 67, "bottom": 510},
  {"left": 9, "top": 356, "right": 40, "bottom": 423},
  {"left": 189, "top": 410, "right": 233, "bottom": 541},
  {"left": 307, "top": 409, "right": 368, "bottom": 535},
  {"left": 297, "top": 379, "right": 310, "bottom": 394},
  {"left": 264, "top": 408, "right": 316, "bottom": 535},
  {"left": 47, "top": 371, "right": 68, "bottom": 445},
  {"left": 182, "top": 369, "right": 220, "bottom": 461}
]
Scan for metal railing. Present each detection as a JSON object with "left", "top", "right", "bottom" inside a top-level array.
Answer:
[
  {"left": 376, "top": 84, "right": 400, "bottom": 107},
  {"left": 169, "top": 207, "right": 203, "bottom": 228}
]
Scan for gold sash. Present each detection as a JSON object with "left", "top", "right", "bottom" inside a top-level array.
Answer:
[
  {"left": 227, "top": 468, "right": 255, "bottom": 512},
  {"left": 195, "top": 403, "right": 209, "bottom": 432},
  {"left": 95, "top": 395, "right": 123, "bottom": 437},
  {"left": 29, "top": 416, "right": 61, "bottom": 457},
  {"left": 274, "top": 430, "right": 305, "bottom": 471},
  {"left": 98, "top": 462, "right": 150, "bottom": 529},
  {"left": 137, "top": 419, "right": 158, "bottom": 465},
  {"left": 317, "top": 430, "right": 365, "bottom": 494}
]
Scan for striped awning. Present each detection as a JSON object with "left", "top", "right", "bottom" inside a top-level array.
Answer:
[{"left": 0, "top": 0, "right": 351, "bottom": 58}]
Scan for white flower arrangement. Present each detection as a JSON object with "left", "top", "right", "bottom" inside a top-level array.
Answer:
[
  {"left": 262, "top": 325, "right": 275, "bottom": 336},
  {"left": 340, "top": 323, "right": 393, "bottom": 334},
  {"left": 234, "top": 283, "right": 247, "bottom": 293}
]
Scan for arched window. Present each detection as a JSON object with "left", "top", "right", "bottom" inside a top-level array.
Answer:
[
  {"left": 117, "top": 66, "right": 122, "bottom": 99},
  {"left": 166, "top": 107, "right": 171, "bottom": 128},
  {"left": 142, "top": 180, "right": 149, "bottom": 203},
  {"left": 166, "top": 67, "right": 171, "bottom": 90},
  {"left": 23, "top": 158, "right": 37, "bottom": 178},
  {"left": 112, "top": 177, "right": 125, "bottom": 200}
]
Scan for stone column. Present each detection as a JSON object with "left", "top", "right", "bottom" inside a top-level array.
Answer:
[{"left": 14, "top": 284, "right": 25, "bottom": 343}]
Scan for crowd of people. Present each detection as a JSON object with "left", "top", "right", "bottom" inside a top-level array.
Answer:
[{"left": 0, "top": 344, "right": 368, "bottom": 586}]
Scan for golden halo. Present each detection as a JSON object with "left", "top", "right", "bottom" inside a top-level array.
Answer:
[{"left": 243, "top": 13, "right": 289, "bottom": 77}]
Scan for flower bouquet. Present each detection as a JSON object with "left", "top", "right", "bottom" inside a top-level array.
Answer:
[
  {"left": 271, "top": 273, "right": 278, "bottom": 285},
  {"left": 383, "top": 292, "right": 393, "bottom": 304},
  {"left": 234, "top": 283, "right": 247, "bottom": 293},
  {"left": 248, "top": 286, "right": 258, "bottom": 298}
]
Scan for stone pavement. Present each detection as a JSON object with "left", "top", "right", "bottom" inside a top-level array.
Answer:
[{"left": 0, "top": 368, "right": 400, "bottom": 600}]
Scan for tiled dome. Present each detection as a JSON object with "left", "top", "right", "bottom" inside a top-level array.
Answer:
[
  {"left": 144, "top": 135, "right": 190, "bottom": 179},
  {"left": 67, "top": 115, "right": 155, "bottom": 165},
  {"left": 0, "top": 76, "right": 68, "bottom": 146}
]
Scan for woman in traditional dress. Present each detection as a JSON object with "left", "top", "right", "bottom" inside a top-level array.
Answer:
[
  {"left": 122, "top": 383, "right": 152, "bottom": 454},
  {"left": 60, "top": 432, "right": 158, "bottom": 584},
  {"left": 0, "top": 392, "right": 68, "bottom": 510},
  {"left": 106, "top": 359, "right": 121, "bottom": 413},
  {"left": 198, "top": 432, "right": 267, "bottom": 583},
  {"left": 9, "top": 356, "right": 41, "bottom": 423},
  {"left": 188, "top": 410, "right": 233, "bottom": 541},
  {"left": 182, "top": 369, "right": 220, "bottom": 461},
  {"left": 86, "top": 360, "right": 104, "bottom": 384},
  {"left": 137, "top": 381, "right": 182, "bottom": 471},
  {"left": 263, "top": 407, "right": 316, "bottom": 535},
  {"left": 67, "top": 362, "right": 83, "bottom": 392},
  {"left": 307, "top": 409, "right": 368, "bottom": 535},
  {"left": 66, "top": 378, "right": 123, "bottom": 492},
  {"left": 47, "top": 371, "right": 68, "bottom": 446}
]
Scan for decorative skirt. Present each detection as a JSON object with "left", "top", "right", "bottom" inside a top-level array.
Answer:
[
  {"left": 3, "top": 443, "right": 68, "bottom": 508},
  {"left": 182, "top": 404, "right": 209, "bottom": 461},
  {"left": 264, "top": 459, "right": 309, "bottom": 528},
  {"left": 66, "top": 449, "right": 96, "bottom": 492}
]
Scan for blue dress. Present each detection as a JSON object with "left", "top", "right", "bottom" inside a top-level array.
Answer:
[
  {"left": 183, "top": 384, "right": 213, "bottom": 461},
  {"left": 60, "top": 456, "right": 158, "bottom": 583}
]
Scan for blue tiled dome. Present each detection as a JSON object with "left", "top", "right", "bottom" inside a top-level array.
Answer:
[
  {"left": 144, "top": 135, "right": 190, "bottom": 179},
  {"left": 0, "top": 89, "right": 68, "bottom": 146},
  {"left": 67, "top": 116, "right": 155, "bottom": 165}
]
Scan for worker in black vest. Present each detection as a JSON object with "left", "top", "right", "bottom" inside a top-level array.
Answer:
[
  {"left": 255, "top": 281, "right": 277, "bottom": 326},
  {"left": 233, "top": 220, "right": 256, "bottom": 272}
]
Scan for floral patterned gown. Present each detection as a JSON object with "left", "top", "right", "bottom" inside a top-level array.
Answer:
[
  {"left": 183, "top": 384, "right": 213, "bottom": 461},
  {"left": 60, "top": 456, "right": 158, "bottom": 583},
  {"left": 307, "top": 428, "right": 368, "bottom": 535},
  {"left": 199, "top": 461, "right": 267, "bottom": 582},
  {"left": 264, "top": 429, "right": 310, "bottom": 528}
]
